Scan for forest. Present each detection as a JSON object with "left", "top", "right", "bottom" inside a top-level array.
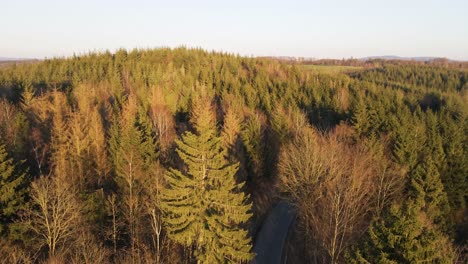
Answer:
[{"left": 0, "top": 48, "right": 466, "bottom": 263}]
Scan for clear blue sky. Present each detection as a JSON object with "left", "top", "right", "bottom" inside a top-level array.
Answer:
[{"left": 1, "top": 0, "right": 467, "bottom": 60}]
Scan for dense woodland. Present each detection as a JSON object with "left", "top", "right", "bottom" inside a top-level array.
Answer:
[{"left": 0, "top": 48, "right": 466, "bottom": 263}]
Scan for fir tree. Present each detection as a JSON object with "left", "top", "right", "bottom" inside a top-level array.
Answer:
[
  {"left": 161, "top": 97, "right": 253, "bottom": 263},
  {"left": 392, "top": 120, "right": 425, "bottom": 169},
  {"left": 0, "top": 137, "right": 27, "bottom": 235},
  {"left": 241, "top": 113, "right": 266, "bottom": 180},
  {"left": 424, "top": 111, "right": 446, "bottom": 171},
  {"left": 347, "top": 200, "right": 454, "bottom": 264},
  {"left": 439, "top": 112, "right": 467, "bottom": 210},
  {"left": 351, "top": 95, "right": 369, "bottom": 137},
  {"left": 409, "top": 155, "right": 450, "bottom": 229}
]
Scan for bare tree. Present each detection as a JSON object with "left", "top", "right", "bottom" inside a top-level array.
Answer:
[
  {"left": 106, "top": 194, "right": 119, "bottom": 258},
  {"left": 70, "top": 230, "right": 109, "bottom": 264},
  {"left": 148, "top": 86, "right": 175, "bottom": 153},
  {"left": 30, "top": 128, "right": 49, "bottom": 175},
  {"left": 353, "top": 135, "right": 405, "bottom": 216},
  {"left": 24, "top": 175, "right": 81, "bottom": 258},
  {"left": 142, "top": 163, "right": 165, "bottom": 263},
  {"left": 370, "top": 142, "right": 405, "bottom": 216},
  {"left": 278, "top": 126, "right": 380, "bottom": 263},
  {"left": 0, "top": 240, "right": 32, "bottom": 264},
  {"left": 306, "top": 145, "right": 374, "bottom": 264}
]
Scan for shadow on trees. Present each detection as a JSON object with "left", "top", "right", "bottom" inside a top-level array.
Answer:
[{"left": 419, "top": 92, "right": 445, "bottom": 112}]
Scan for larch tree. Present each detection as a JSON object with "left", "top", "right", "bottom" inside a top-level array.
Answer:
[
  {"left": 88, "top": 106, "right": 110, "bottom": 185},
  {"left": 69, "top": 85, "right": 110, "bottom": 188},
  {"left": 221, "top": 106, "right": 249, "bottom": 183},
  {"left": 67, "top": 110, "right": 91, "bottom": 187},
  {"left": 49, "top": 90, "right": 71, "bottom": 179},
  {"left": 222, "top": 107, "right": 243, "bottom": 150},
  {"left": 161, "top": 97, "right": 253, "bottom": 263}
]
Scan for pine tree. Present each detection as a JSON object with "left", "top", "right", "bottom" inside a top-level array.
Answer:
[
  {"left": 0, "top": 137, "right": 27, "bottom": 235},
  {"left": 161, "top": 97, "right": 253, "bottom": 263}
]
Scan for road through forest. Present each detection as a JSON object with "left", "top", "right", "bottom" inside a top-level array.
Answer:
[{"left": 250, "top": 201, "right": 297, "bottom": 264}]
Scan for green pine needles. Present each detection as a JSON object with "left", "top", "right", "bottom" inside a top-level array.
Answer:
[{"left": 161, "top": 98, "right": 253, "bottom": 263}]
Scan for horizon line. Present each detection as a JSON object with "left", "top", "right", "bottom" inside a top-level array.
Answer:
[{"left": 1, "top": 47, "right": 467, "bottom": 62}]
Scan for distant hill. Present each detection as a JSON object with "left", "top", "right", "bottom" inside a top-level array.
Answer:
[
  {"left": 0, "top": 58, "right": 40, "bottom": 68},
  {"left": 259, "top": 55, "right": 466, "bottom": 64},
  {"left": 359, "top": 55, "right": 447, "bottom": 62},
  {"left": 0, "top": 57, "right": 20, "bottom": 61},
  {"left": 0, "top": 57, "right": 36, "bottom": 61}
]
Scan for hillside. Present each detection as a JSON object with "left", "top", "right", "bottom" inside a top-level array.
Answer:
[{"left": 0, "top": 48, "right": 466, "bottom": 263}]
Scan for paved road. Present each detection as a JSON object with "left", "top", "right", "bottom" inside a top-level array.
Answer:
[{"left": 250, "top": 201, "right": 297, "bottom": 264}]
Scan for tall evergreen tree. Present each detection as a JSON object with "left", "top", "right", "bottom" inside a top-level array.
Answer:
[
  {"left": 161, "top": 97, "right": 253, "bottom": 263},
  {"left": 241, "top": 113, "right": 266, "bottom": 180},
  {"left": 439, "top": 112, "right": 467, "bottom": 210},
  {"left": 409, "top": 155, "right": 450, "bottom": 229},
  {"left": 391, "top": 120, "right": 425, "bottom": 169},
  {"left": 424, "top": 111, "right": 446, "bottom": 171},
  {"left": 0, "top": 137, "right": 27, "bottom": 235},
  {"left": 351, "top": 95, "right": 369, "bottom": 137}
]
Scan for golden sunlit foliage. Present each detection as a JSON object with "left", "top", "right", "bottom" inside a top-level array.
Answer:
[{"left": 0, "top": 48, "right": 465, "bottom": 263}]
